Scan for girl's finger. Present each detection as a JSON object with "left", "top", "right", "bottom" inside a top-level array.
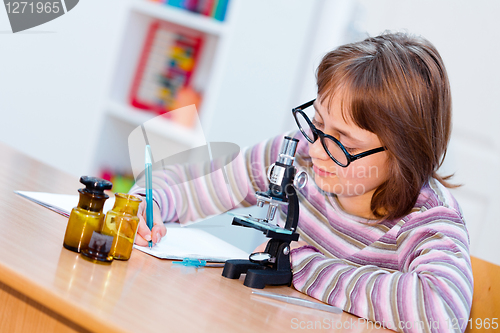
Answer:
[
  {"left": 134, "top": 233, "right": 149, "bottom": 247},
  {"left": 137, "top": 200, "right": 145, "bottom": 216},
  {"left": 152, "top": 224, "right": 166, "bottom": 244},
  {"left": 136, "top": 214, "right": 152, "bottom": 242},
  {"left": 153, "top": 202, "right": 163, "bottom": 227}
]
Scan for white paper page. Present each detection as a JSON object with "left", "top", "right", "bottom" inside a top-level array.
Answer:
[
  {"left": 15, "top": 191, "right": 115, "bottom": 216},
  {"left": 134, "top": 226, "right": 249, "bottom": 262}
]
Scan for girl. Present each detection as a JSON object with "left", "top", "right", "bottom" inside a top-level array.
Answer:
[{"left": 131, "top": 32, "right": 472, "bottom": 332}]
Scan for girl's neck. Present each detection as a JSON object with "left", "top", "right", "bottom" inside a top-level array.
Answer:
[{"left": 336, "top": 189, "right": 378, "bottom": 220}]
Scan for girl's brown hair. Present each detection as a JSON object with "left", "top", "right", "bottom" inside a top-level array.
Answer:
[{"left": 316, "top": 32, "right": 456, "bottom": 221}]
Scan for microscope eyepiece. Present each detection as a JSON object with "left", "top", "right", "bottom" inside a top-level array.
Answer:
[{"left": 277, "top": 136, "right": 299, "bottom": 166}]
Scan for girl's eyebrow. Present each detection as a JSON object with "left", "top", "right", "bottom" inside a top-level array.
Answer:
[{"left": 313, "top": 101, "right": 363, "bottom": 144}]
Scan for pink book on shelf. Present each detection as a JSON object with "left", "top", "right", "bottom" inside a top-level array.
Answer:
[{"left": 184, "top": 0, "right": 198, "bottom": 12}]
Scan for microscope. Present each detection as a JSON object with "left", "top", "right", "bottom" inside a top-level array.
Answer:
[{"left": 222, "top": 136, "right": 307, "bottom": 289}]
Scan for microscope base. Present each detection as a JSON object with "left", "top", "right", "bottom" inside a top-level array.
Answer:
[{"left": 222, "top": 259, "right": 292, "bottom": 289}]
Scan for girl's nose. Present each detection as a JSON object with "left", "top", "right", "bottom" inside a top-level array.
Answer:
[{"left": 308, "top": 139, "right": 330, "bottom": 161}]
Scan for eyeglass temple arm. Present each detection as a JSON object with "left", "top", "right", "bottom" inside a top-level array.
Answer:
[
  {"left": 351, "top": 147, "right": 386, "bottom": 161},
  {"left": 293, "top": 99, "right": 316, "bottom": 111}
]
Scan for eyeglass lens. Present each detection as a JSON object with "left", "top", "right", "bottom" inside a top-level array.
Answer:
[
  {"left": 323, "top": 138, "right": 349, "bottom": 166},
  {"left": 295, "top": 111, "right": 314, "bottom": 142},
  {"left": 295, "top": 111, "right": 349, "bottom": 166}
]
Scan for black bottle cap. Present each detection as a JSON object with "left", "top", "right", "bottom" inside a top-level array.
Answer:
[{"left": 79, "top": 176, "right": 113, "bottom": 194}]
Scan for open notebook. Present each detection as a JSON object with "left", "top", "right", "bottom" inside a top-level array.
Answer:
[{"left": 15, "top": 191, "right": 249, "bottom": 262}]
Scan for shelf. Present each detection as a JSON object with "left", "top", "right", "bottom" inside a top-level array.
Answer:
[
  {"left": 131, "top": 0, "right": 227, "bottom": 36},
  {"left": 106, "top": 100, "right": 206, "bottom": 148},
  {"left": 94, "top": 0, "right": 323, "bottom": 181}
]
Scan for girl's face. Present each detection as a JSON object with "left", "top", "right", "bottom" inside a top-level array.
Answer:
[{"left": 308, "top": 96, "right": 389, "bottom": 201}]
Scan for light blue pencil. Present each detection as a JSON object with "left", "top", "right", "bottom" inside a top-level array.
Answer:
[{"left": 145, "top": 145, "right": 154, "bottom": 249}]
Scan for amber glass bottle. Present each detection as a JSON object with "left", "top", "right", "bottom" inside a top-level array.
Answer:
[
  {"left": 101, "top": 193, "right": 142, "bottom": 260},
  {"left": 63, "top": 176, "right": 113, "bottom": 253}
]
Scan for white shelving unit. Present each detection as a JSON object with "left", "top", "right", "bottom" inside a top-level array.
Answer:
[
  {"left": 93, "top": 0, "right": 231, "bottom": 178},
  {"left": 106, "top": 101, "right": 204, "bottom": 148},
  {"left": 132, "top": 1, "right": 227, "bottom": 36},
  {"left": 91, "top": 0, "right": 343, "bottom": 252},
  {"left": 93, "top": 0, "right": 327, "bottom": 175}
]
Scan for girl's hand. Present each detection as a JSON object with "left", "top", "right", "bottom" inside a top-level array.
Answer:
[
  {"left": 290, "top": 240, "right": 308, "bottom": 250},
  {"left": 253, "top": 240, "right": 269, "bottom": 253},
  {"left": 135, "top": 198, "right": 166, "bottom": 246}
]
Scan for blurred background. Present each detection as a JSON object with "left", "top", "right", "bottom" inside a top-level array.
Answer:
[{"left": 1, "top": 0, "right": 499, "bottom": 264}]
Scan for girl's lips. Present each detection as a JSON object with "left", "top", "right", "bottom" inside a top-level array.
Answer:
[{"left": 313, "top": 165, "right": 336, "bottom": 177}]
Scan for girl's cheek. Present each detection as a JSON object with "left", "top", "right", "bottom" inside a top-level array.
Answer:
[
  {"left": 336, "top": 165, "right": 355, "bottom": 180},
  {"left": 350, "top": 163, "right": 380, "bottom": 180},
  {"left": 349, "top": 165, "right": 366, "bottom": 179}
]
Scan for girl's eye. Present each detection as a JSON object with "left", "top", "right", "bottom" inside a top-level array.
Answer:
[
  {"left": 344, "top": 146, "right": 357, "bottom": 154},
  {"left": 312, "top": 118, "right": 323, "bottom": 129}
]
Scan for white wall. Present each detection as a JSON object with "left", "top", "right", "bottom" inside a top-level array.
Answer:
[{"left": 0, "top": 0, "right": 133, "bottom": 176}]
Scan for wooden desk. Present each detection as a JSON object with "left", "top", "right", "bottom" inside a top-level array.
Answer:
[{"left": 0, "top": 142, "right": 391, "bottom": 332}]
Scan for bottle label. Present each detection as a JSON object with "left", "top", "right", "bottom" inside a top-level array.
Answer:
[{"left": 88, "top": 231, "right": 114, "bottom": 254}]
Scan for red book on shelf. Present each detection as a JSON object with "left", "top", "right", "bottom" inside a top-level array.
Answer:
[
  {"left": 129, "top": 21, "right": 204, "bottom": 117},
  {"left": 202, "top": 0, "right": 214, "bottom": 16}
]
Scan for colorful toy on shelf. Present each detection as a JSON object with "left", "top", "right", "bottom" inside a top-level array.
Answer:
[
  {"left": 100, "top": 169, "right": 135, "bottom": 194},
  {"left": 150, "top": 0, "right": 230, "bottom": 22},
  {"left": 130, "top": 20, "right": 204, "bottom": 125},
  {"left": 171, "top": 86, "right": 202, "bottom": 128}
]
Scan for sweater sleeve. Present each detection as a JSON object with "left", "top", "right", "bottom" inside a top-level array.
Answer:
[
  {"left": 129, "top": 132, "right": 301, "bottom": 224},
  {"left": 291, "top": 207, "right": 473, "bottom": 333}
]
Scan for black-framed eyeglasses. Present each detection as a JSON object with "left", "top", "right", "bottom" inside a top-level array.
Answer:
[{"left": 292, "top": 99, "right": 386, "bottom": 167}]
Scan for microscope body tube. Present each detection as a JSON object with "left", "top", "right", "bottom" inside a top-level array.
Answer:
[
  {"left": 268, "top": 137, "right": 299, "bottom": 201},
  {"left": 277, "top": 136, "right": 298, "bottom": 166}
]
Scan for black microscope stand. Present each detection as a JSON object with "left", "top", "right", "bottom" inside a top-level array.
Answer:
[
  {"left": 222, "top": 187, "right": 300, "bottom": 289},
  {"left": 222, "top": 230, "right": 299, "bottom": 289}
]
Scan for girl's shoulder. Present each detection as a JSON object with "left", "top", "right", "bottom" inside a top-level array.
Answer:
[
  {"left": 421, "top": 178, "right": 462, "bottom": 213},
  {"left": 400, "top": 178, "right": 465, "bottom": 230}
]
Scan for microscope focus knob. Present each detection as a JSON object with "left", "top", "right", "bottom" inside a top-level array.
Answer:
[{"left": 293, "top": 170, "right": 308, "bottom": 189}]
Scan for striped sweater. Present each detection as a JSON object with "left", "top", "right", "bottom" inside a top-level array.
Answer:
[{"left": 130, "top": 132, "right": 473, "bottom": 332}]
